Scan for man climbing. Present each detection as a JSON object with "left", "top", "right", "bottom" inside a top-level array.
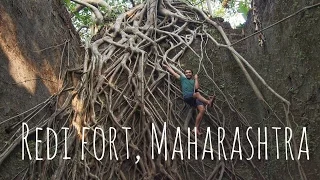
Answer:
[{"left": 163, "top": 63, "right": 215, "bottom": 135}]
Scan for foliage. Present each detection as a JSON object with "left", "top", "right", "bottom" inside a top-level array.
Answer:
[
  {"left": 217, "top": 0, "right": 251, "bottom": 27},
  {"left": 64, "top": 0, "right": 130, "bottom": 41},
  {"left": 64, "top": 0, "right": 93, "bottom": 40},
  {"left": 238, "top": 0, "right": 250, "bottom": 20},
  {"left": 64, "top": 0, "right": 251, "bottom": 41},
  {"left": 186, "top": 0, "right": 251, "bottom": 21}
]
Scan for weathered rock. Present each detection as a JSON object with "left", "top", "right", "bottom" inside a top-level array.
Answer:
[
  {"left": 241, "top": 1, "right": 320, "bottom": 179},
  {"left": 0, "top": 0, "right": 83, "bottom": 178}
]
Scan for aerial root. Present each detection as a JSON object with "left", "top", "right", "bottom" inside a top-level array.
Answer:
[{"left": 0, "top": 0, "right": 303, "bottom": 179}]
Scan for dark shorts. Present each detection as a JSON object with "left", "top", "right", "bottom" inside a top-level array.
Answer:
[{"left": 183, "top": 92, "right": 204, "bottom": 108}]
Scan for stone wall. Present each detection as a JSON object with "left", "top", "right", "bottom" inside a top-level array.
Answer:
[
  {"left": 0, "top": 0, "right": 83, "bottom": 178},
  {"left": 182, "top": 1, "right": 319, "bottom": 179},
  {"left": 241, "top": 1, "right": 320, "bottom": 179}
]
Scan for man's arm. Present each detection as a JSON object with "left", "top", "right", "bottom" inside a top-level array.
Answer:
[
  {"left": 194, "top": 74, "right": 199, "bottom": 89},
  {"left": 163, "top": 64, "right": 180, "bottom": 79}
]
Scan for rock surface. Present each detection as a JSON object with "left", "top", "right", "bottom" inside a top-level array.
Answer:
[
  {"left": 0, "top": 0, "right": 83, "bottom": 178},
  {"left": 241, "top": 1, "right": 319, "bottom": 179}
]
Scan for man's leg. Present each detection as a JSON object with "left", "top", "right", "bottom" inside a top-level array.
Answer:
[
  {"left": 193, "top": 92, "right": 214, "bottom": 106},
  {"left": 193, "top": 104, "right": 205, "bottom": 135}
]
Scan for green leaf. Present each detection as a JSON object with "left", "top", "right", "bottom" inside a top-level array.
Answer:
[
  {"left": 238, "top": 1, "right": 250, "bottom": 20},
  {"left": 64, "top": 0, "right": 71, "bottom": 6}
]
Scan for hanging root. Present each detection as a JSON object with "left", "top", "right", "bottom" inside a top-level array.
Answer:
[{"left": 0, "top": 0, "right": 305, "bottom": 179}]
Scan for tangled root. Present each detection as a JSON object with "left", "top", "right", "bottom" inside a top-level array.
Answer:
[{"left": 1, "top": 0, "right": 304, "bottom": 179}]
